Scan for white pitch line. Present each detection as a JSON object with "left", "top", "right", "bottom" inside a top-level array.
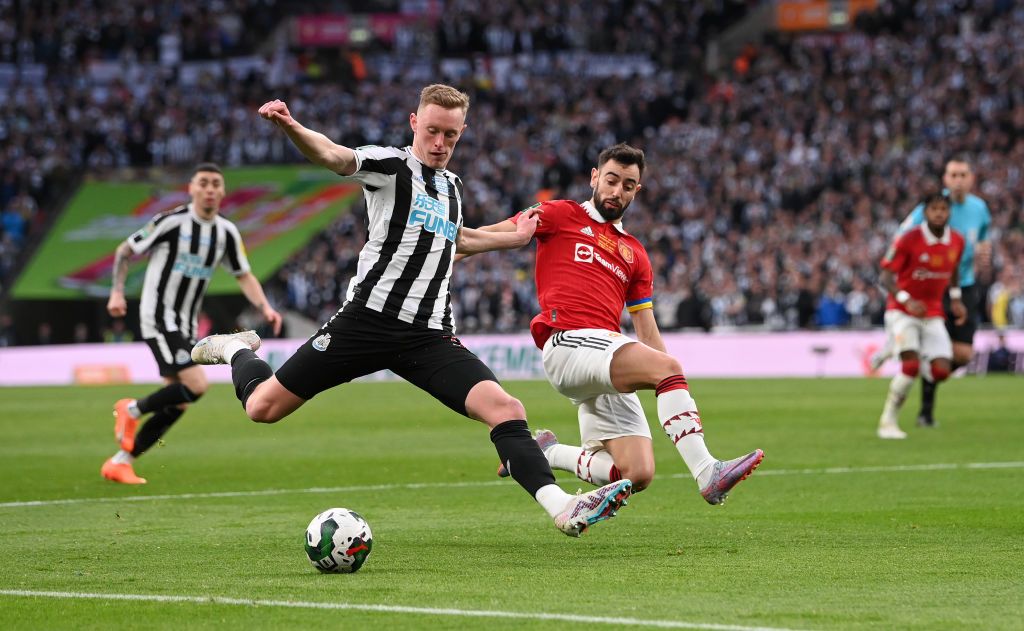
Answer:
[
  {"left": 1, "top": 461, "right": 1022, "bottom": 510},
  {"left": 0, "top": 589, "right": 808, "bottom": 631}
]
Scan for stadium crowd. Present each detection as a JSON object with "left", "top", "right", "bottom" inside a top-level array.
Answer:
[{"left": 1, "top": 0, "right": 1023, "bottom": 342}]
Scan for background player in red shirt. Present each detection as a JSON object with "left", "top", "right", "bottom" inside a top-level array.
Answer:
[
  {"left": 877, "top": 193, "right": 966, "bottom": 439},
  {"left": 469, "top": 143, "right": 763, "bottom": 505}
]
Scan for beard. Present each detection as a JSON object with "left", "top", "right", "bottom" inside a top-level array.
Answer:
[{"left": 592, "top": 189, "right": 628, "bottom": 221}]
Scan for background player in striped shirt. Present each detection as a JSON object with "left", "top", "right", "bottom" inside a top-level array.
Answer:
[
  {"left": 191, "top": 85, "right": 632, "bottom": 537},
  {"left": 876, "top": 192, "right": 966, "bottom": 439},
  {"left": 472, "top": 143, "right": 763, "bottom": 505},
  {"left": 102, "top": 163, "right": 282, "bottom": 484}
]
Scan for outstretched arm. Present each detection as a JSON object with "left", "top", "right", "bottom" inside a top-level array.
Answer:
[
  {"left": 258, "top": 100, "right": 357, "bottom": 175},
  {"left": 107, "top": 241, "right": 136, "bottom": 317},
  {"left": 236, "top": 272, "right": 283, "bottom": 336},
  {"left": 454, "top": 219, "right": 518, "bottom": 261},
  {"left": 455, "top": 208, "right": 541, "bottom": 256}
]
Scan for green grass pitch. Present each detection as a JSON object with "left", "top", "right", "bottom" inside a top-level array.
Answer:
[{"left": 0, "top": 377, "right": 1022, "bottom": 630}]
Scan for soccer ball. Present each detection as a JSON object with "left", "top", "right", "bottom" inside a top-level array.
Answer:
[{"left": 304, "top": 508, "right": 373, "bottom": 573}]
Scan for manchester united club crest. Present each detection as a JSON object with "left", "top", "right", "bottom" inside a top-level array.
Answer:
[{"left": 618, "top": 241, "right": 634, "bottom": 263}]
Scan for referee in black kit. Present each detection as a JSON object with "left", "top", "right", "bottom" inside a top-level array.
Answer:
[{"left": 192, "top": 84, "right": 633, "bottom": 537}]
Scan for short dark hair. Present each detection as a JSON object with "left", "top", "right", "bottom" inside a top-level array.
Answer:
[
  {"left": 944, "top": 155, "right": 972, "bottom": 170},
  {"left": 597, "top": 143, "right": 645, "bottom": 178},
  {"left": 191, "top": 162, "right": 223, "bottom": 177},
  {"left": 922, "top": 191, "right": 951, "bottom": 208}
]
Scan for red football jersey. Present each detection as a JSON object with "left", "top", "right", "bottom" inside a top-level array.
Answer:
[
  {"left": 511, "top": 199, "right": 654, "bottom": 348},
  {"left": 881, "top": 224, "right": 965, "bottom": 317}
]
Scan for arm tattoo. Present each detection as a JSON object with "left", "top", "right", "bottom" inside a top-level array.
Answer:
[{"left": 111, "top": 243, "right": 131, "bottom": 292}]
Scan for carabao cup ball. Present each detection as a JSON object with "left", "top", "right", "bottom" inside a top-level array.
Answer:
[{"left": 304, "top": 508, "right": 373, "bottom": 573}]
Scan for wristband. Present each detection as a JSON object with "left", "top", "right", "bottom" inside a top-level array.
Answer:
[
  {"left": 895, "top": 290, "right": 911, "bottom": 305},
  {"left": 949, "top": 287, "right": 962, "bottom": 300}
]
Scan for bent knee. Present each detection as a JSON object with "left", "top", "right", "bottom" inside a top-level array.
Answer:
[
  {"left": 931, "top": 360, "right": 951, "bottom": 382},
  {"left": 498, "top": 395, "right": 526, "bottom": 422},
  {"left": 900, "top": 358, "right": 920, "bottom": 377},
  {"left": 655, "top": 354, "right": 683, "bottom": 380},
  {"left": 245, "top": 398, "right": 283, "bottom": 424},
  {"left": 619, "top": 464, "right": 655, "bottom": 492}
]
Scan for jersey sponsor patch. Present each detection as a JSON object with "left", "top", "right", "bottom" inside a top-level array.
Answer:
[
  {"left": 312, "top": 332, "right": 331, "bottom": 352},
  {"left": 597, "top": 233, "right": 617, "bottom": 253},
  {"left": 574, "top": 243, "right": 594, "bottom": 262},
  {"left": 409, "top": 193, "right": 457, "bottom": 241},
  {"left": 175, "top": 349, "right": 191, "bottom": 365}
]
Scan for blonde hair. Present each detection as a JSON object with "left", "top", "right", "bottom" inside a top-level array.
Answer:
[{"left": 419, "top": 84, "right": 470, "bottom": 114}]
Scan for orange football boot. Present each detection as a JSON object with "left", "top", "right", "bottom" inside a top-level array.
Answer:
[
  {"left": 113, "top": 398, "right": 139, "bottom": 452},
  {"left": 101, "top": 458, "right": 147, "bottom": 484}
]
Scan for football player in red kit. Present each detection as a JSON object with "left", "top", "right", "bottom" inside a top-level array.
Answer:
[
  {"left": 469, "top": 143, "right": 763, "bottom": 504},
  {"left": 877, "top": 192, "right": 966, "bottom": 439}
]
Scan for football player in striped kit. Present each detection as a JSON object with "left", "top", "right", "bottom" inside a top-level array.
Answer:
[
  {"left": 192, "top": 85, "right": 632, "bottom": 537},
  {"left": 102, "top": 163, "right": 282, "bottom": 484}
]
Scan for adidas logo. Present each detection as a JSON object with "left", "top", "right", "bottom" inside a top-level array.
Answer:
[{"left": 580, "top": 226, "right": 595, "bottom": 237}]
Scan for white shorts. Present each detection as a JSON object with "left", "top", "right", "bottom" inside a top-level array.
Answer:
[
  {"left": 542, "top": 329, "right": 652, "bottom": 449},
  {"left": 884, "top": 310, "right": 952, "bottom": 360}
]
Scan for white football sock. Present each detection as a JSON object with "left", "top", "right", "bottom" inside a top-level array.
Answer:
[
  {"left": 545, "top": 443, "right": 581, "bottom": 472},
  {"left": 126, "top": 400, "right": 141, "bottom": 418},
  {"left": 111, "top": 450, "right": 135, "bottom": 464},
  {"left": 658, "top": 388, "right": 716, "bottom": 486},
  {"left": 534, "top": 484, "right": 573, "bottom": 518},
  {"left": 575, "top": 449, "right": 618, "bottom": 486},
  {"left": 880, "top": 372, "right": 914, "bottom": 426},
  {"left": 222, "top": 339, "right": 250, "bottom": 364}
]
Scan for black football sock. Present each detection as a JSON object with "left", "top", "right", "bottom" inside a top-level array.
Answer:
[
  {"left": 130, "top": 406, "right": 185, "bottom": 457},
  {"left": 231, "top": 349, "right": 274, "bottom": 407},
  {"left": 137, "top": 383, "right": 200, "bottom": 414},
  {"left": 490, "top": 420, "right": 556, "bottom": 497},
  {"left": 919, "top": 377, "right": 936, "bottom": 418}
]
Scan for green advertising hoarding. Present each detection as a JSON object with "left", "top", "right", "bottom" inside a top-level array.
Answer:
[{"left": 13, "top": 166, "right": 361, "bottom": 299}]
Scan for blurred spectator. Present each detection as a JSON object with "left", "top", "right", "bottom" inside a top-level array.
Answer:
[
  {"left": 986, "top": 333, "right": 1014, "bottom": 373},
  {"left": 102, "top": 319, "right": 134, "bottom": 343},
  {"left": 0, "top": 313, "right": 16, "bottom": 346},
  {"left": 33, "top": 322, "right": 53, "bottom": 345},
  {"left": 72, "top": 322, "right": 90, "bottom": 344},
  {"left": 817, "top": 280, "right": 850, "bottom": 328}
]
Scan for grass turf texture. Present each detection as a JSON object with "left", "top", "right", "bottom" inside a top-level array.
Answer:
[{"left": 0, "top": 377, "right": 1021, "bottom": 630}]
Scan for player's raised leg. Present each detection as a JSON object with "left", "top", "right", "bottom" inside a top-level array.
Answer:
[
  {"left": 192, "top": 330, "right": 305, "bottom": 422},
  {"left": 610, "top": 341, "right": 763, "bottom": 504}
]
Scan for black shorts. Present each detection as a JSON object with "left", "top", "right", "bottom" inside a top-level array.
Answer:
[
  {"left": 943, "top": 284, "right": 979, "bottom": 345},
  {"left": 275, "top": 303, "right": 497, "bottom": 417},
  {"left": 144, "top": 330, "right": 198, "bottom": 377}
]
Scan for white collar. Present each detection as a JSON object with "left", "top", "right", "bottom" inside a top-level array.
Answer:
[
  {"left": 920, "top": 223, "right": 951, "bottom": 245},
  {"left": 582, "top": 200, "right": 628, "bottom": 234}
]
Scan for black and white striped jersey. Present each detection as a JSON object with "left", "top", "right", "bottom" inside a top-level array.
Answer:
[
  {"left": 128, "top": 204, "right": 251, "bottom": 340},
  {"left": 342, "top": 145, "right": 464, "bottom": 333}
]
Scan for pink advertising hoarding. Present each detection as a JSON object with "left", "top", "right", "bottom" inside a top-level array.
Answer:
[{"left": 0, "top": 330, "right": 1020, "bottom": 386}]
